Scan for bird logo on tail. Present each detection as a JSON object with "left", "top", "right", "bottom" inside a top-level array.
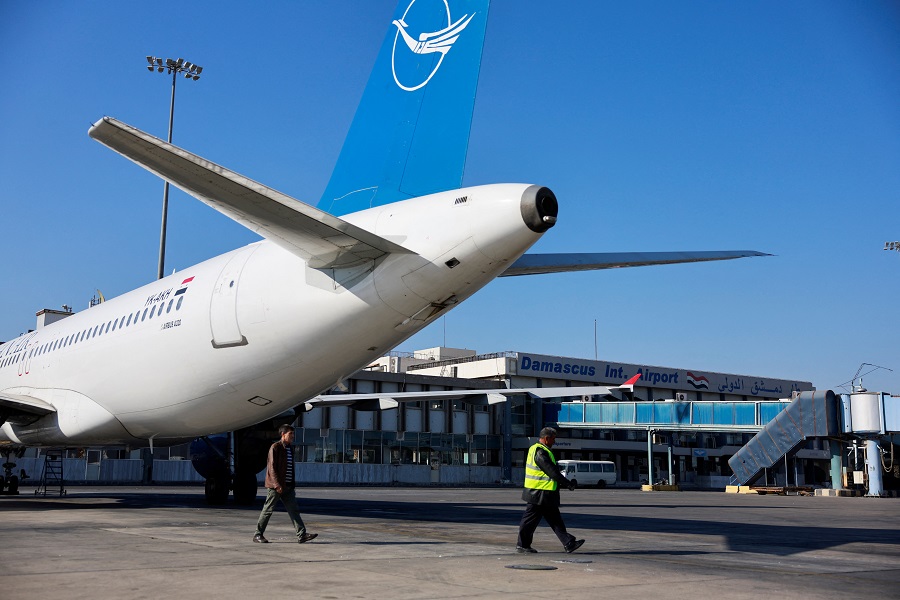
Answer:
[{"left": 391, "top": 0, "right": 476, "bottom": 91}]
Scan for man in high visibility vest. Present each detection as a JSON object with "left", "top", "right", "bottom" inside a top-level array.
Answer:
[{"left": 517, "top": 427, "right": 585, "bottom": 554}]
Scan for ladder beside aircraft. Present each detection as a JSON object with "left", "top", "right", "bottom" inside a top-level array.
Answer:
[{"left": 36, "top": 453, "right": 66, "bottom": 497}]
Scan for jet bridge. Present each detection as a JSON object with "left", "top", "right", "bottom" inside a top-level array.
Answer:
[{"left": 551, "top": 398, "right": 793, "bottom": 432}]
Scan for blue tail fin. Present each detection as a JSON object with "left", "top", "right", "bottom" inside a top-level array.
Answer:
[{"left": 318, "top": 0, "right": 490, "bottom": 215}]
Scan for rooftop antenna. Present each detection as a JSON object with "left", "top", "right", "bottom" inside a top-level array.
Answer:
[
  {"left": 89, "top": 290, "right": 106, "bottom": 308},
  {"left": 836, "top": 363, "right": 894, "bottom": 393}
]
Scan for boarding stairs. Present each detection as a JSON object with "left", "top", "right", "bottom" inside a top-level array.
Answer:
[
  {"left": 36, "top": 453, "right": 66, "bottom": 497},
  {"left": 727, "top": 390, "right": 839, "bottom": 486}
]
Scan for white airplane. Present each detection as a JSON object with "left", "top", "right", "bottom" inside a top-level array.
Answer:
[{"left": 0, "top": 0, "right": 765, "bottom": 502}]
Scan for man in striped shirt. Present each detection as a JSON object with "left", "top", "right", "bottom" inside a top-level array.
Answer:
[{"left": 253, "top": 424, "right": 318, "bottom": 544}]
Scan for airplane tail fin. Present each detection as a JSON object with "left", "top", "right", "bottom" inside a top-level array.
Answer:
[
  {"left": 318, "top": 0, "right": 490, "bottom": 215},
  {"left": 618, "top": 373, "right": 641, "bottom": 392}
]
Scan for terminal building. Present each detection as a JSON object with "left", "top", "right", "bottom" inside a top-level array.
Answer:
[{"left": 299, "top": 347, "right": 821, "bottom": 489}]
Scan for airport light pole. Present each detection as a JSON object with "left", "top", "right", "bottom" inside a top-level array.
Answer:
[{"left": 146, "top": 56, "right": 203, "bottom": 280}]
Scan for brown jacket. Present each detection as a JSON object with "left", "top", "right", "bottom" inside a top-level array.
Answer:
[{"left": 264, "top": 441, "right": 291, "bottom": 490}]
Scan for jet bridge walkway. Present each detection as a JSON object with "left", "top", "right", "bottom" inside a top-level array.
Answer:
[{"left": 549, "top": 398, "right": 793, "bottom": 432}]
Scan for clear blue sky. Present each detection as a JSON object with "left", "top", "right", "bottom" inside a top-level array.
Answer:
[{"left": 1, "top": 1, "right": 898, "bottom": 393}]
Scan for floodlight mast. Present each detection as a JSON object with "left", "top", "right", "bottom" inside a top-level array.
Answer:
[{"left": 145, "top": 56, "right": 203, "bottom": 280}]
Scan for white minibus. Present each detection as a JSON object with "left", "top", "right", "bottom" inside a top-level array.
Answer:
[{"left": 557, "top": 460, "right": 617, "bottom": 488}]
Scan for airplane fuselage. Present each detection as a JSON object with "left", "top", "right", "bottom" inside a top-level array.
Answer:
[{"left": 0, "top": 184, "right": 553, "bottom": 447}]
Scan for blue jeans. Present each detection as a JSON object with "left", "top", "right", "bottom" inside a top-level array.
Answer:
[{"left": 255, "top": 486, "right": 307, "bottom": 539}]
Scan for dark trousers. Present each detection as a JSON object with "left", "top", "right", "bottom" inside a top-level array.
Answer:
[
  {"left": 517, "top": 502, "right": 576, "bottom": 549},
  {"left": 255, "top": 486, "right": 307, "bottom": 539}
]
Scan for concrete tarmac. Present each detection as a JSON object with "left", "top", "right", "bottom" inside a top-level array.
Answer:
[{"left": 1, "top": 485, "right": 898, "bottom": 599}]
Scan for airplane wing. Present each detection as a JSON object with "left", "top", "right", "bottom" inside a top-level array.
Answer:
[
  {"left": 0, "top": 391, "right": 55, "bottom": 426},
  {"left": 499, "top": 250, "right": 771, "bottom": 276},
  {"left": 88, "top": 117, "right": 416, "bottom": 269},
  {"left": 301, "top": 383, "right": 636, "bottom": 411}
]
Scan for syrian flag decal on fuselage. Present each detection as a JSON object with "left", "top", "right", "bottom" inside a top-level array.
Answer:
[{"left": 175, "top": 276, "right": 194, "bottom": 296}]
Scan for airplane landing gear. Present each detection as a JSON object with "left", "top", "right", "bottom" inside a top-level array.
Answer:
[
  {"left": 204, "top": 472, "right": 231, "bottom": 505},
  {"left": 232, "top": 470, "right": 258, "bottom": 505},
  {"left": 1, "top": 450, "right": 26, "bottom": 495},
  {"left": 190, "top": 428, "right": 270, "bottom": 505}
]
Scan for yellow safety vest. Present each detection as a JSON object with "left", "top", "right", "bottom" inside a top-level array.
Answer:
[{"left": 524, "top": 442, "right": 558, "bottom": 491}]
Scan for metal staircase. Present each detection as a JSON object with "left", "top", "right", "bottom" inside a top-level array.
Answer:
[
  {"left": 36, "top": 453, "right": 66, "bottom": 497},
  {"left": 727, "top": 390, "right": 839, "bottom": 486}
]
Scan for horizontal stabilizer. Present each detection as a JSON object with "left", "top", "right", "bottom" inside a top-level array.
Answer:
[
  {"left": 89, "top": 117, "right": 415, "bottom": 269},
  {"left": 0, "top": 391, "right": 55, "bottom": 426},
  {"left": 500, "top": 251, "right": 771, "bottom": 277}
]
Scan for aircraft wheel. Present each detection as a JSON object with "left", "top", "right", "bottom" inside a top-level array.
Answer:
[
  {"left": 232, "top": 470, "right": 258, "bottom": 505},
  {"left": 204, "top": 475, "right": 230, "bottom": 505},
  {"left": 7, "top": 475, "right": 18, "bottom": 494},
  {"left": 0, "top": 475, "right": 5, "bottom": 493}
]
